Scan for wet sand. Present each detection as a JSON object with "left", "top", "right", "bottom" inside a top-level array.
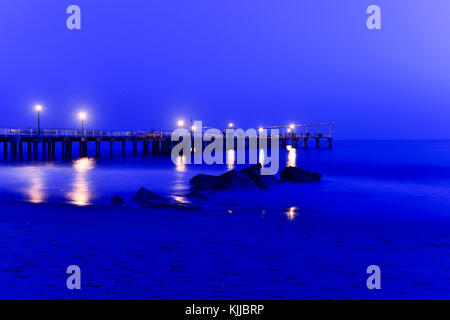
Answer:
[{"left": 1, "top": 199, "right": 449, "bottom": 299}]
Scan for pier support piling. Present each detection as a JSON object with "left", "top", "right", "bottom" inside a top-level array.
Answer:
[
  {"left": 143, "top": 141, "right": 150, "bottom": 155},
  {"left": 152, "top": 141, "right": 160, "bottom": 154},
  {"left": 133, "top": 140, "right": 137, "bottom": 155},
  {"left": 19, "top": 141, "right": 23, "bottom": 161},
  {"left": 47, "top": 141, "right": 52, "bottom": 159},
  {"left": 95, "top": 140, "right": 101, "bottom": 158},
  {"left": 3, "top": 141, "right": 8, "bottom": 160},
  {"left": 122, "top": 140, "right": 126, "bottom": 156},
  {"left": 42, "top": 140, "right": 47, "bottom": 160},
  {"left": 27, "top": 141, "right": 32, "bottom": 160},
  {"left": 33, "top": 142, "right": 39, "bottom": 160},
  {"left": 10, "top": 141, "right": 17, "bottom": 161},
  {"left": 52, "top": 140, "right": 56, "bottom": 159}
]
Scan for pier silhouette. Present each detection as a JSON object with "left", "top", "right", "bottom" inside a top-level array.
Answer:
[{"left": 0, "top": 123, "right": 334, "bottom": 161}]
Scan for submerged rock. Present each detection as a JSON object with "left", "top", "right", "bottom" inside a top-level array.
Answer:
[
  {"left": 140, "top": 200, "right": 202, "bottom": 210},
  {"left": 218, "top": 170, "right": 258, "bottom": 191},
  {"left": 110, "top": 195, "right": 126, "bottom": 204},
  {"left": 280, "top": 166, "right": 322, "bottom": 182},
  {"left": 189, "top": 170, "right": 258, "bottom": 191},
  {"left": 240, "top": 164, "right": 280, "bottom": 189},
  {"left": 133, "top": 187, "right": 201, "bottom": 210},
  {"left": 132, "top": 187, "right": 168, "bottom": 203},
  {"left": 186, "top": 189, "right": 210, "bottom": 199},
  {"left": 189, "top": 174, "right": 222, "bottom": 190}
]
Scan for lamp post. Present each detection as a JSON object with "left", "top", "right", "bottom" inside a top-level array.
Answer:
[
  {"left": 228, "top": 122, "right": 234, "bottom": 129},
  {"left": 35, "top": 105, "right": 42, "bottom": 135},
  {"left": 79, "top": 112, "right": 87, "bottom": 131}
]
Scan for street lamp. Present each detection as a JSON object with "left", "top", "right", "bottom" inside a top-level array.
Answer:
[
  {"left": 177, "top": 119, "right": 185, "bottom": 128},
  {"left": 228, "top": 122, "right": 234, "bottom": 128},
  {"left": 35, "top": 105, "right": 42, "bottom": 135},
  {"left": 79, "top": 112, "right": 87, "bottom": 130},
  {"left": 289, "top": 124, "right": 295, "bottom": 134}
]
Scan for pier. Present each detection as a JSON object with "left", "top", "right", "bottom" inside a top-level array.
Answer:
[{"left": 0, "top": 123, "right": 334, "bottom": 161}]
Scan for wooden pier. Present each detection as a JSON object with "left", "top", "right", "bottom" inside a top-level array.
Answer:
[{"left": 0, "top": 123, "right": 334, "bottom": 161}]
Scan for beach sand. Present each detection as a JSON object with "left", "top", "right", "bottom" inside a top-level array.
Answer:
[{"left": 1, "top": 197, "right": 449, "bottom": 299}]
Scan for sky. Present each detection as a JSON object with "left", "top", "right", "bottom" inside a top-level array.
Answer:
[{"left": 0, "top": 0, "right": 449, "bottom": 139}]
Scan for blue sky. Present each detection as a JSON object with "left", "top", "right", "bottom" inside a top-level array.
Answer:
[{"left": 0, "top": 0, "right": 449, "bottom": 139}]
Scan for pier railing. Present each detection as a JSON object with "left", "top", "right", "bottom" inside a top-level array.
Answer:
[
  {"left": 0, "top": 128, "right": 168, "bottom": 139},
  {"left": 1, "top": 128, "right": 332, "bottom": 140}
]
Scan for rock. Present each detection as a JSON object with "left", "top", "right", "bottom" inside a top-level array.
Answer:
[
  {"left": 240, "top": 164, "right": 280, "bottom": 190},
  {"left": 189, "top": 174, "right": 222, "bottom": 190},
  {"left": 110, "top": 195, "right": 126, "bottom": 204},
  {"left": 218, "top": 170, "right": 258, "bottom": 191},
  {"left": 132, "top": 187, "right": 168, "bottom": 203},
  {"left": 140, "top": 200, "right": 202, "bottom": 210},
  {"left": 280, "top": 166, "right": 322, "bottom": 182},
  {"left": 189, "top": 170, "right": 258, "bottom": 191},
  {"left": 132, "top": 188, "right": 201, "bottom": 210},
  {"left": 186, "top": 189, "right": 210, "bottom": 199}
]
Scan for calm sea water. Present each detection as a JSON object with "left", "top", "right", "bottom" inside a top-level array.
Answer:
[{"left": 0, "top": 140, "right": 449, "bottom": 216}]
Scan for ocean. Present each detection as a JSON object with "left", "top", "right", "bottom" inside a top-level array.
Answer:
[{"left": 0, "top": 140, "right": 449, "bottom": 299}]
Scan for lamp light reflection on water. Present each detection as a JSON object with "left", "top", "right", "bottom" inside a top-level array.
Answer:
[
  {"left": 175, "top": 155, "right": 187, "bottom": 172},
  {"left": 25, "top": 167, "right": 45, "bottom": 203},
  {"left": 173, "top": 155, "right": 189, "bottom": 203},
  {"left": 259, "top": 148, "right": 265, "bottom": 167},
  {"left": 286, "top": 145, "right": 297, "bottom": 167},
  {"left": 68, "top": 158, "right": 95, "bottom": 206},
  {"left": 226, "top": 149, "right": 235, "bottom": 170},
  {"left": 286, "top": 206, "right": 298, "bottom": 220}
]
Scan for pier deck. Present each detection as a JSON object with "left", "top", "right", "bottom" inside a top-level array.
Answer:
[{"left": 0, "top": 123, "right": 334, "bottom": 161}]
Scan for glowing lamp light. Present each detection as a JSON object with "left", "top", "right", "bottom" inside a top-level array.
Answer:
[
  {"left": 35, "top": 104, "right": 42, "bottom": 112},
  {"left": 290, "top": 124, "right": 295, "bottom": 129},
  {"left": 177, "top": 119, "right": 185, "bottom": 127},
  {"left": 258, "top": 127, "right": 264, "bottom": 132},
  {"left": 287, "top": 128, "right": 291, "bottom": 133},
  {"left": 79, "top": 112, "right": 87, "bottom": 120},
  {"left": 228, "top": 122, "right": 234, "bottom": 128}
]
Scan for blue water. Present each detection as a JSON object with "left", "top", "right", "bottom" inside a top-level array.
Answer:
[
  {"left": 0, "top": 140, "right": 449, "bottom": 299},
  {"left": 0, "top": 140, "right": 449, "bottom": 217}
]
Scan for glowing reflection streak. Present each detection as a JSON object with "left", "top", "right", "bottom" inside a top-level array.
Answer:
[
  {"left": 286, "top": 206, "right": 298, "bottom": 221},
  {"left": 173, "top": 155, "right": 190, "bottom": 203},
  {"left": 226, "top": 149, "right": 235, "bottom": 170},
  {"left": 286, "top": 145, "right": 297, "bottom": 167},
  {"left": 175, "top": 155, "right": 187, "bottom": 172},
  {"left": 67, "top": 158, "right": 94, "bottom": 206},
  {"left": 25, "top": 167, "right": 45, "bottom": 203},
  {"left": 259, "top": 148, "right": 265, "bottom": 167}
]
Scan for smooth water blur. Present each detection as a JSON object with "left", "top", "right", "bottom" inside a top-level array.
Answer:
[{"left": 0, "top": 140, "right": 449, "bottom": 218}]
